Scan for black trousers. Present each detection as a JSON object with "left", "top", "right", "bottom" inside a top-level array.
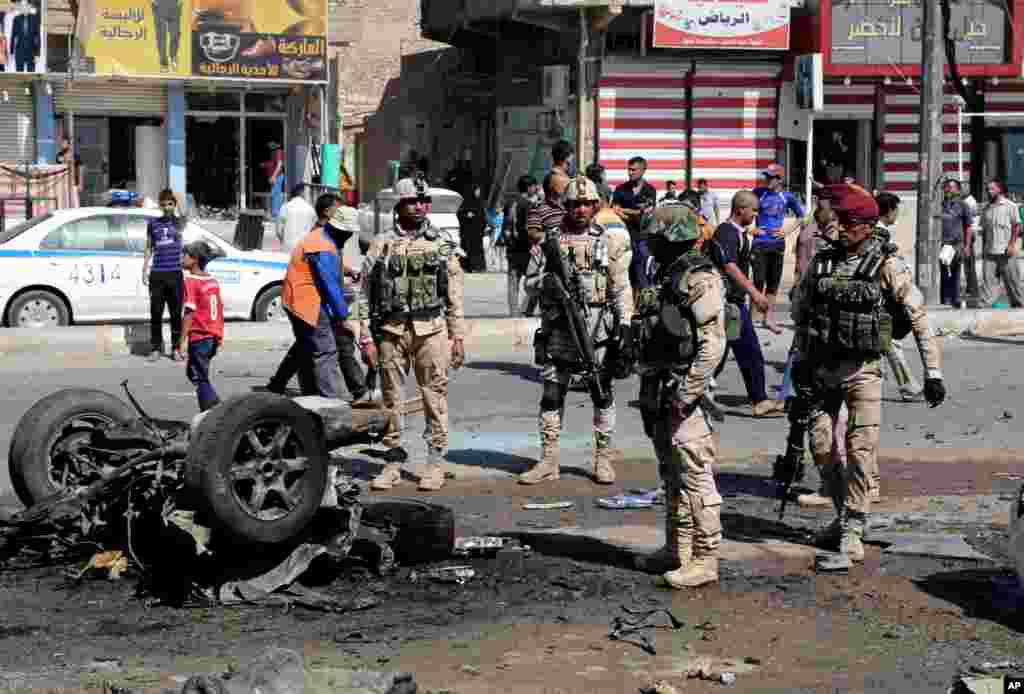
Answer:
[
  {"left": 149, "top": 270, "right": 183, "bottom": 352},
  {"left": 269, "top": 327, "right": 367, "bottom": 399}
]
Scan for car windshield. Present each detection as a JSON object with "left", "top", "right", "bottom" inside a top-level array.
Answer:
[{"left": 0, "top": 213, "right": 54, "bottom": 245}]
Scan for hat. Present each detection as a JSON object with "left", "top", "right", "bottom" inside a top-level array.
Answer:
[
  {"left": 564, "top": 175, "right": 599, "bottom": 203},
  {"left": 825, "top": 183, "right": 879, "bottom": 225},
  {"left": 327, "top": 204, "right": 359, "bottom": 234},
  {"left": 644, "top": 204, "right": 700, "bottom": 243},
  {"left": 761, "top": 163, "right": 785, "bottom": 179},
  {"left": 393, "top": 177, "right": 430, "bottom": 202}
]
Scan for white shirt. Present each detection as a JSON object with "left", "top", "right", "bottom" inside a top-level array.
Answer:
[{"left": 276, "top": 196, "right": 317, "bottom": 254}]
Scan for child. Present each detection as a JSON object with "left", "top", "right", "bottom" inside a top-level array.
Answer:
[{"left": 179, "top": 241, "right": 224, "bottom": 411}]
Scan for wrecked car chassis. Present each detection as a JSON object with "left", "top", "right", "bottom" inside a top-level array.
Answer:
[{"left": 1, "top": 384, "right": 453, "bottom": 579}]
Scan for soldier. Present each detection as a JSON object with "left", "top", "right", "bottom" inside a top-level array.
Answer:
[
  {"left": 518, "top": 175, "right": 635, "bottom": 486},
  {"left": 361, "top": 178, "right": 467, "bottom": 492},
  {"left": 790, "top": 184, "right": 946, "bottom": 562},
  {"left": 630, "top": 201, "right": 727, "bottom": 589}
]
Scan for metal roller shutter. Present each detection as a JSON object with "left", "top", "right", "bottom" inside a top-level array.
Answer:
[
  {"left": 54, "top": 80, "right": 166, "bottom": 117},
  {"left": 883, "top": 85, "right": 968, "bottom": 193},
  {"left": 599, "top": 60, "right": 689, "bottom": 189},
  {"left": 0, "top": 79, "right": 35, "bottom": 163},
  {"left": 690, "top": 62, "right": 782, "bottom": 203}
]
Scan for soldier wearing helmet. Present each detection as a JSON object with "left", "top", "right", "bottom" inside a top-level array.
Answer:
[
  {"left": 518, "top": 174, "right": 635, "bottom": 486},
  {"left": 631, "top": 197, "right": 728, "bottom": 590},
  {"left": 360, "top": 177, "right": 466, "bottom": 492}
]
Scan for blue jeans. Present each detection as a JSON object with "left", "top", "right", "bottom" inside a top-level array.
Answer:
[
  {"left": 631, "top": 238, "right": 656, "bottom": 289},
  {"left": 287, "top": 308, "right": 340, "bottom": 398},
  {"left": 270, "top": 174, "right": 285, "bottom": 218},
  {"left": 187, "top": 337, "right": 221, "bottom": 411},
  {"left": 940, "top": 255, "right": 961, "bottom": 306},
  {"left": 720, "top": 302, "right": 768, "bottom": 404}
]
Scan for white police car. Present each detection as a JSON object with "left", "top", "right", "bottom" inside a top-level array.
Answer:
[{"left": 0, "top": 207, "right": 291, "bottom": 328}]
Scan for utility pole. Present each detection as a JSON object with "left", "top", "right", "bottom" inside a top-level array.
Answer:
[
  {"left": 915, "top": 0, "right": 944, "bottom": 304},
  {"left": 576, "top": 8, "right": 590, "bottom": 170}
]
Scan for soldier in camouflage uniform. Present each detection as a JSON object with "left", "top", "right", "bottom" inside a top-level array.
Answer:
[
  {"left": 360, "top": 178, "right": 467, "bottom": 492},
  {"left": 790, "top": 184, "right": 946, "bottom": 561},
  {"left": 518, "top": 175, "right": 635, "bottom": 486},
  {"left": 632, "top": 201, "right": 728, "bottom": 589}
]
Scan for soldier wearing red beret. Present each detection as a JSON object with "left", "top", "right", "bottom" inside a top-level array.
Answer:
[{"left": 788, "top": 184, "right": 946, "bottom": 564}]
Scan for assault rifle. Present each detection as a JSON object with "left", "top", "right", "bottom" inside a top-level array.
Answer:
[
  {"left": 541, "top": 230, "right": 606, "bottom": 404},
  {"left": 773, "top": 359, "right": 821, "bottom": 520}
]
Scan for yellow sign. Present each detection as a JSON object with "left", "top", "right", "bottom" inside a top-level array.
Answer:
[{"left": 79, "top": 0, "right": 327, "bottom": 81}]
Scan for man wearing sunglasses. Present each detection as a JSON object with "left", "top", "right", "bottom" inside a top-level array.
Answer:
[{"left": 362, "top": 178, "right": 467, "bottom": 493}]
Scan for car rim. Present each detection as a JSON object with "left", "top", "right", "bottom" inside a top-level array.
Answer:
[
  {"left": 18, "top": 298, "right": 60, "bottom": 327},
  {"left": 229, "top": 420, "right": 310, "bottom": 521},
  {"left": 264, "top": 295, "right": 287, "bottom": 322},
  {"left": 46, "top": 415, "right": 118, "bottom": 490}
]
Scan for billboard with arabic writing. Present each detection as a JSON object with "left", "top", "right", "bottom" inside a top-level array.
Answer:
[
  {"left": 830, "top": 0, "right": 1007, "bottom": 67},
  {"left": 76, "top": 0, "right": 326, "bottom": 81},
  {"left": 653, "top": 0, "right": 791, "bottom": 50}
]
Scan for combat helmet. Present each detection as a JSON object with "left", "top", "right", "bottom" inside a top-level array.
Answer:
[
  {"left": 644, "top": 202, "right": 700, "bottom": 243},
  {"left": 394, "top": 174, "right": 431, "bottom": 202},
  {"left": 564, "top": 175, "right": 600, "bottom": 203}
]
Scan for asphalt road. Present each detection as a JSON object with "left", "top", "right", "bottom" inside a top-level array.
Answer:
[{"left": 0, "top": 331, "right": 1021, "bottom": 504}]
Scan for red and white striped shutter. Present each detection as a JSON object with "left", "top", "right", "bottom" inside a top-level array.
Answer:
[
  {"left": 984, "top": 82, "right": 1024, "bottom": 127},
  {"left": 690, "top": 62, "right": 782, "bottom": 202},
  {"left": 882, "top": 85, "right": 970, "bottom": 193},
  {"left": 823, "top": 83, "right": 876, "bottom": 119},
  {"left": 598, "top": 61, "right": 689, "bottom": 190}
]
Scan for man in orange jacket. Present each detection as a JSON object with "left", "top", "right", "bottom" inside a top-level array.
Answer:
[{"left": 281, "top": 193, "right": 351, "bottom": 398}]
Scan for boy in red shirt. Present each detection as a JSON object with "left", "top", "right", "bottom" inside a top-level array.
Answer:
[{"left": 179, "top": 241, "right": 224, "bottom": 411}]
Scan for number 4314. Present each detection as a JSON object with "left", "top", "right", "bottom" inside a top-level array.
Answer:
[{"left": 68, "top": 263, "right": 121, "bottom": 285}]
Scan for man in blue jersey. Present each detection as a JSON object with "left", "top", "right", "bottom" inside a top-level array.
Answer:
[
  {"left": 143, "top": 189, "right": 185, "bottom": 362},
  {"left": 752, "top": 163, "right": 805, "bottom": 334}
]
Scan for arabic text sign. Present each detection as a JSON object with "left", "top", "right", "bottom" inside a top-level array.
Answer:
[
  {"left": 831, "top": 0, "right": 1007, "bottom": 66},
  {"left": 653, "top": 0, "right": 791, "bottom": 50},
  {"left": 81, "top": 0, "right": 327, "bottom": 81}
]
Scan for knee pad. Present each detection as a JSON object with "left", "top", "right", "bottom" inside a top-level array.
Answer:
[{"left": 540, "top": 381, "right": 566, "bottom": 412}]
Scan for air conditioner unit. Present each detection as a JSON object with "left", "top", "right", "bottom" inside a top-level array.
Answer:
[{"left": 543, "top": 65, "right": 571, "bottom": 107}]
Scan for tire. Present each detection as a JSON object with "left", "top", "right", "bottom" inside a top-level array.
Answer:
[
  {"left": 8, "top": 389, "right": 137, "bottom": 507},
  {"left": 361, "top": 497, "right": 455, "bottom": 564},
  {"left": 185, "top": 393, "right": 328, "bottom": 545},
  {"left": 252, "top": 285, "right": 286, "bottom": 323},
  {"left": 7, "top": 290, "right": 70, "bottom": 328}
]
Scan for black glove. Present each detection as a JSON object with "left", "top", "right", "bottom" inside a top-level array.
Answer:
[
  {"left": 923, "top": 378, "right": 946, "bottom": 408},
  {"left": 612, "top": 323, "right": 636, "bottom": 380}
]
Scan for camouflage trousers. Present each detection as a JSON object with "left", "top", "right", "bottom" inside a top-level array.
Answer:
[
  {"left": 650, "top": 406, "right": 722, "bottom": 557},
  {"left": 379, "top": 328, "right": 449, "bottom": 452},
  {"left": 539, "top": 364, "right": 615, "bottom": 456},
  {"left": 807, "top": 358, "right": 883, "bottom": 516}
]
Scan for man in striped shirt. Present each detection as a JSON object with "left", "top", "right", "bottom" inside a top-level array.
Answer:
[{"left": 520, "top": 173, "right": 568, "bottom": 310}]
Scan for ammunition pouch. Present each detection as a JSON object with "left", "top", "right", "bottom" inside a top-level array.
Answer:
[
  {"left": 811, "top": 277, "right": 892, "bottom": 358},
  {"left": 374, "top": 250, "right": 445, "bottom": 320},
  {"left": 724, "top": 302, "right": 742, "bottom": 342}
]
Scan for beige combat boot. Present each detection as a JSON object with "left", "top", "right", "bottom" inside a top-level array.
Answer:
[
  {"left": 370, "top": 464, "right": 403, "bottom": 491},
  {"left": 418, "top": 449, "right": 446, "bottom": 491},
  {"left": 519, "top": 411, "right": 561, "bottom": 485},
  {"left": 592, "top": 430, "right": 616, "bottom": 485},
  {"left": 663, "top": 556, "right": 718, "bottom": 589},
  {"left": 798, "top": 478, "right": 834, "bottom": 508},
  {"left": 635, "top": 486, "right": 689, "bottom": 574},
  {"left": 839, "top": 510, "right": 866, "bottom": 563}
]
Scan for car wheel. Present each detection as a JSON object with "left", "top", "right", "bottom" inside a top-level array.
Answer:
[
  {"left": 8, "top": 388, "right": 137, "bottom": 507},
  {"left": 185, "top": 393, "right": 328, "bottom": 545},
  {"left": 7, "top": 290, "right": 69, "bottom": 328},
  {"left": 253, "top": 285, "right": 287, "bottom": 323}
]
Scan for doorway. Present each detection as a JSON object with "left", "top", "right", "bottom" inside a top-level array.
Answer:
[
  {"left": 813, "top": 120, "right": 859, "bottom": 185},
  {"left": 186, "top": 115, "right": 241, "bottom": 210},
  {"left": 75, "top": 117, "right": 109, "bottom": 206},
  {"left": 246, "top": 118, "right": 285, "bottom": 215}
]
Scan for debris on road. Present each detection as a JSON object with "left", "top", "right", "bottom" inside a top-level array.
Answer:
[
  {"left": 78, "top": 550, "right": 129, "bottom": 580},
  {"left": 410, "top": 565, "right": 476, "bottom": 585},
  {"left": 640, "top": 681, "right": 682, "bottom": 694},
  {"left": 522, "top": 500, "right": 574, "bottom": 510},
  {"left": 453, "top": 536, "right": 507, "bottom": 556},
  {"left": 596, "top": 487, "right": 663, "bottom": 510},
  {"left": 608, "top": 604, "right": 684, "bottom": 655},
  {"left": 815, "top": 552, "right": 852, "bottom": 573}
]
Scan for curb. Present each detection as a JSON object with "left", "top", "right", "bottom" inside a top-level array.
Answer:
[{"left": 0, "top": 318, "right": 542, "bottom": 359}]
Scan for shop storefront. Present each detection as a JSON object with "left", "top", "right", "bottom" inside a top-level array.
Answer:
[{"left": 0, "top": 77, "right": 36, "bottom": 164}]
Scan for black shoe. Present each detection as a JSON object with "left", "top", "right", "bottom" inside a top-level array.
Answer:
[
  {"left": 381, "top": 447, "right": 409, "bottom": 464},
  {"left": 263, "top": 382, "right": 286, "bottom": 395}
]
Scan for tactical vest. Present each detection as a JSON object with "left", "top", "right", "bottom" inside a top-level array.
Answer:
[
  {"left": 543, "top": 230, "right": 609, "bottom": 308},
  {"left": 806, "top": 232, "right": 896, "bottom": 358},
  {"left": 636, "top": 252, "right": 712, "bottom": 366},
  {"left": 369, "top": 235, "right": 448, "bottom": 321}
]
